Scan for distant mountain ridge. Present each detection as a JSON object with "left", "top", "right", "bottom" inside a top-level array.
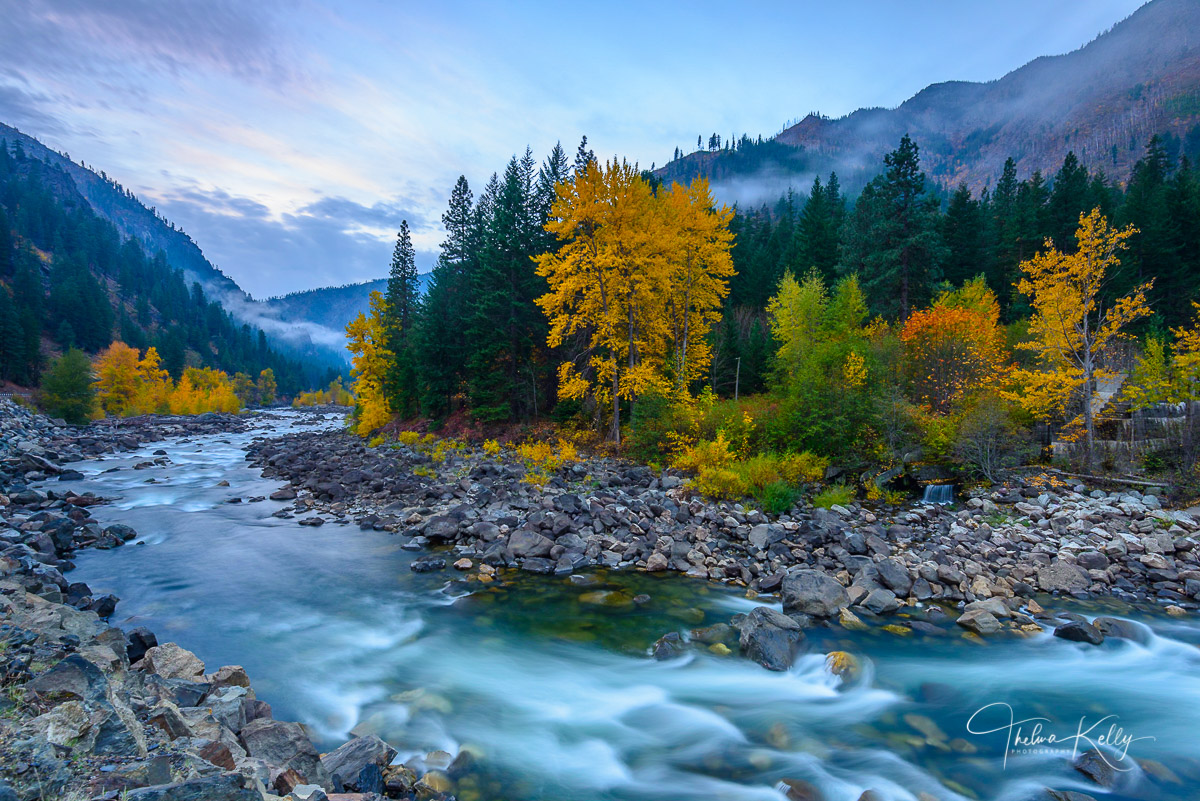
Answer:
[
  {"left": 658, "top": 0, "right": 1200, "bottom": 199},
  {"left": 0, "top": 122, "right": 364, "bottom": 365}
]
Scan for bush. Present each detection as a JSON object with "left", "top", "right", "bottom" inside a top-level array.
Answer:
[
  {"left": 779, "top": 451, "right": 829, "bottom": 484},
  {"left": 953, "top": 392, "right": 1035, "bottom": 482},
  {"left": 813, "top": 484, "right": 855, "bottom": 509},
  {"left": 759, "top": 481, "right": 799, "bottom": 515},
  {"left": 692, "top": 467, "right": 747, "bottom": 500},
  {"left": 397, "top": 431, "right": 421, "bottom": 446},
  {"left": 672, "top": 431, "right": 736, "bottom": 473},
  {"left": 482, "top": 439, "right": 501, "bottom": 457}
]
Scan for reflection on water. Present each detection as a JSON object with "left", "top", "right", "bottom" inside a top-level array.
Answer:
[{"left": 57, "top": 412, "right": 1200, "bottom": 801}]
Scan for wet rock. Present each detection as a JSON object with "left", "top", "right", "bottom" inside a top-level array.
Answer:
[
  {"left": 861, "top": 587, "right": 900, "bottom": 615},
  {"left": 238, "top": 718, "right": 331, "bottom": 787},
  {"left": 126, "top": 627, "right": 159, "bottom": 664},
  {"left": 1073, "top": 748, "right": 1116, "bottom": 787},
  {"left": 735, "top": 606, "right": 805, "bottom": 671},
  {"left": 1054, "top": 620, "right": 1105, "bottom": 645},
  {"left": 956, "top": 608, "right": 1001, "bottom": 635},
  {"left": 410, "top": 556, "right": 446, "bottom": 573},
  {"left": 270, "top": 488, "right": 297, "bottom": 501},
  {"left": 422, "top": 516, "right": 459, "bottom": 541},
  {"left": 781, "top": 570, "right": 848, "bottom": 617},
  {"left": 140, "top": 643, "right": 206, "bottom": 680},
  {"left": 1091, "top": 617, "right": 1148, "bottom": 644},
  {"left": 651, "top": 632, "right": 686, "bottom": 660},
  {"left": 321, "top": 735, "right": 397, "bottom": 790},
  {"left": 874, "top": 558, "right": 913, "bottom": 595},
  {"left": 1043, "top": 790, "right": 1098, "bottom": 801},
  {"left": 506, "top": 529, "right": 554, "bottom": 559}
]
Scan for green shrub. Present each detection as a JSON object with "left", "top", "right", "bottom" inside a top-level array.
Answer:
[
  {"left": 758, "top": 481, "right": 799, "bottom": 515},
  {"left": 813, "top": 484, "right": 855, "bottom": 509}
]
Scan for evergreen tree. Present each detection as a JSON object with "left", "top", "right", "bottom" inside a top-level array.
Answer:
[
  {"left": 467, "top": 152, "right": 546, "bottom": 420},
  {"left": 1048, "top": 151, "right": 1089, "bottom": 248},
  {"left": 382, "top": 220, "right": 419, "bottom": 416},
  {"left": 573, "top": 136, "right": 595, "bottom": 176},
  {"left": 798, "top": 173, "right": 843, "bottom": 282},
  {"left": 0, "top": 287, "right": 24, "bottom": 382},
  {"left": 417, "top": 175, "right": 475, "bottom": 418},
  {"left": 942, "top": 183, "right": 987, "bottom": 288},
  {"left": 840, "top": 134, "right": 944, "bottom": 320}
]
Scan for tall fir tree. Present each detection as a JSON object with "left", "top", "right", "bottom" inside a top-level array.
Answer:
[
  {"left": 417, "top": 176, "right": 476, "bottom": 418},
  {"left": 840, "top": 134, "right": 944, "bottom": 320},
  {"left": 383, "top": 220, "right": 420, "bottom": 417}
]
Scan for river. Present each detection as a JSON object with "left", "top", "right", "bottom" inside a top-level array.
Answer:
[{"left": 48, "top": 411, "right": 1200, "bottom": 801}]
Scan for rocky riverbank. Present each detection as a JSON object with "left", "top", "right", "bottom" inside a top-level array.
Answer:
[
  {"left": 247, "top": 426, "right": 1200, "bottom": 619},
  {"left": 0, "top": 401, "right": 450, "bottom": 801}
]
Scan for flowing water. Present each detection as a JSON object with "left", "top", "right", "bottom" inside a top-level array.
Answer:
[{"left": 48, "top": 412, "right": 1200, "bottom": 801}]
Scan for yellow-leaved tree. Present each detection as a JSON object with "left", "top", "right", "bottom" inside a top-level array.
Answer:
[
  {"left": 1173, "top": 302, "right": 1200, "bottom": 401},
  {"left": 135, "top": 346, "right": 172, "bottom": 414},
  {"left": 537, "top": 161, "right": 734, "bottom": 442},
  {"left": 345, "top": 290, "right": 393, "bottom": 436},
  {"left": 660, "top": 178, "right": 735, "bottom": 392},
  {"left": 93, "top": 342, "right": 142, "bottom": 416},
  {"left": 1006, "top": 209, "right": 1152, "bottom": 468}
]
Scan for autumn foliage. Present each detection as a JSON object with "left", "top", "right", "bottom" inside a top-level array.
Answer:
[
  {"left": 345, "top": 290, "right": 394, "bottom": 436},
  {"left": 92, "top": 341, "right": 242, "bottom": 417},
  {"left": 900, "top": 278, "right": 1008, "bottom": 413},
  {"left": 535, "top": 163, "right": 734, "bottom": 441}
]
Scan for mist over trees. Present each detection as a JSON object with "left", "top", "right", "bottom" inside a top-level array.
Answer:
[{"left": 0, "top": 138, "right": 319, "bottom": 395}]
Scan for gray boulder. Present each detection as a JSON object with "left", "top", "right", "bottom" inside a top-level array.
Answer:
[
  {"left": 321, "top": 735, "right": 397, "bottom": 789},
  {"left": 126, "top": 773, "right": 262, "bottom": 801},
  {"left": 735, "top": 607, "right": 805, "bottom": 671},
  {"left": 506, "top": 529, "right": 554, "bottom": 559},
  {"left": 782, "top": 570, "right": 848, "bottom": 617},
  {"left": 1037, "top": 560, "right": 1091, "bottom": 593},
  {"left": 238, "top": 718, "right": 331, "bottom": 787}
]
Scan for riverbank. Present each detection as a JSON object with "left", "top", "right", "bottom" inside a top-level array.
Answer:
[
  {"left": 247, "top": 425, "right": 1200, "bottom": 621},
  {"left": 3, "top": 399, "right": 1200, "bottom": 801},
  {"left": 0, "top": 401, "right": 438, "bottom": 801}
]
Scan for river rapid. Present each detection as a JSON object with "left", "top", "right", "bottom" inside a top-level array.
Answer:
[{"left": 47, "top": 411, "right": 1200, "bottom": 801}]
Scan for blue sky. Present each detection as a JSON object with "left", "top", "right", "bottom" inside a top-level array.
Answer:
[{"left": 0, "top": 0, "right": 1148, "bottom": 297}]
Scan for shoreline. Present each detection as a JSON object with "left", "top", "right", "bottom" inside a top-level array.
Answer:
[{"left": 2, "top": 400, "right": 1198, "bottom": 800}]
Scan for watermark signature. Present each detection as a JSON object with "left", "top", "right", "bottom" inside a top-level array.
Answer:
[{"left": 966, "top": 702, "right": 1155, "bottom": 770}]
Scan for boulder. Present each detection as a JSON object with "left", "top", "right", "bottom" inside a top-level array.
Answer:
[
  {"left": 735, "top": 607, "right": 805, "bottom": 671},
  {"left": 321, "top": 735, "right": 398, "bottom": 790},
  {"left": 875, "top": 558, "right": 913, "bottom": 595},
  {"left": 956, "top": 608, "right": 1001, "bottom": 635},
  {"left": 239, "top": 718, "right": 331, "bottom": 787},
  {"left": 1074, "top": 749, "right": 1116, "bottom": 787},
  {"left": 1037, "top": 560, "right": 1091, "bottom": 594},
  {"left": 421, "top": 516, "right": 459, "bottom": 541},
  {"left": 782, "top": 570, "right": 848, "bottom": 617},
  {"left": 1091, "top": 617, "right": 1148, "bottom": 644},
  {"left": 140, "top": 643, "right": 206, "bottom": 680},
  {"left": 1054, "top": 620, "right": 1105, "bottom": 645},
  {"left": 26, "top": 654, "right": 108, "bottom": 702},
  {"left": 125, "top": 773, "right": 263, "bottom": 801},
  {"left": 506, "top": 529, "right": 554, "bottom": 559},
  {"left": 861, "top": 587, "right": 901, "bottom": 614}
]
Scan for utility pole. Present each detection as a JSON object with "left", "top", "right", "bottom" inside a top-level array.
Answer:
[{"left": 734, "top": 357, "right": 741, "bottom": 401}]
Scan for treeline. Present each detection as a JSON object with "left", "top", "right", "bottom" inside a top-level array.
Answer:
[
  {"left": 0, "top": 139, "right": 316, "bottom": 394},
  {"left": 716, "top": 134, "right": 1200, "bottom": 393}
]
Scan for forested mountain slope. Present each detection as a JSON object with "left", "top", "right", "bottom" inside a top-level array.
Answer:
[{"left": 658, "top": 0, "right": 1200, "bottom": 199}]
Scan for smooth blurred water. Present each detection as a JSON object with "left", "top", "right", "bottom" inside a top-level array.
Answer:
[{"left": 52, "top": 412, "right": 1200, "bottom": 801}]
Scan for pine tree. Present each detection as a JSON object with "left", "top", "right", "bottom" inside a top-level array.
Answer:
[
  {"left": 0, "top": 287, "right": 25, "bottom": 383},
  {"left": 1048, "top": 151, "right": 1089, "bottom": 248},
  {"left": 382, "top": 220, "right": 419, "bottom": 416},
  {"left": 417, "top": 176, "right": 475, "bottom": 418},
  {"left": 797, "top": 173, "right": 843, "bottom": 283},
  {"left": 942, "top": 184, "right": 987, "bottom": 288},
  {"left": 840, "top": 135, "right": 944, "bottom": 320}
]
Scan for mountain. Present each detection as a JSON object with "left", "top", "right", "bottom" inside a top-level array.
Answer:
[
  {"left": 0, "top": 138, "right": 330, "bottom": 392},
  {"left": 0, "top": 122, "right": 355, "bottom": 370},
  {"left": 657, "top": 0, "right": 1200, "bottom": 201},
  {"left": 262, "top": 274, "right": 432, "bottom": 362}
]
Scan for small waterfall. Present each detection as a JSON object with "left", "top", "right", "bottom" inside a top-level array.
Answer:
[{"left": 922, "top": 484, "right": 954, "bottom": 504}]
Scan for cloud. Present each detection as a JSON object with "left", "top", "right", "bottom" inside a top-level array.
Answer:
[
  {"left": 157, "top": 184, "right": 437, "bottom": 298},
  {"left": 0, "top": 0, "right": 306, "bottom": 88},
  {"left": 0, "top": 84, "right": 71, "bottom": 138}
]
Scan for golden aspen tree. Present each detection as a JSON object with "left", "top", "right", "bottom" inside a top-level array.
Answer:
[
  {"left": 136, "top": 346, "right": 172, "bottom": 414},
  {"left": 1007, "top": 209, "right": 1152, "bottom": 468},
  {"left": 1172, "top": 302, "right": 1200, "bottom": 400},
  {"left": 345, "top": 290, "right": 393, "bottom": 436},
  {"left": 93, "top": 342, "right": 141, "bottom": 416},
  {"left": 535, "top": 159, "right": 663, "bottom": 442},
  {"left": 660, "top": 178, "right": 735, "bottom": 392}
]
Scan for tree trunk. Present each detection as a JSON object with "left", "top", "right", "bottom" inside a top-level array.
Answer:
[{"left": 609, "top": 366, "right": 621, "bottom": 443}]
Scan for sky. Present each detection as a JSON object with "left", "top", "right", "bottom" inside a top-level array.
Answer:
[{"left": 0, "top": 0, "right": 1150, "bottom": 298}]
